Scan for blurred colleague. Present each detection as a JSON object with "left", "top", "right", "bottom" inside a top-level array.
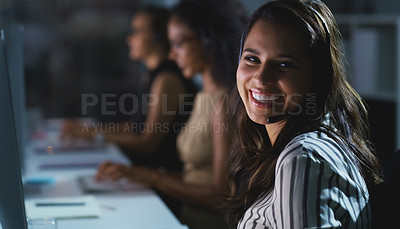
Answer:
[
  {"left": 95, "top": 0, "right": 247, "bottom": 228},
  {"left": 62, "top": 6, "right": 197, "bottom": 172}
]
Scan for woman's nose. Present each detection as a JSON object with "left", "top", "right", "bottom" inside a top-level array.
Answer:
[
  {"left": 168, "top": 48, "right": 176, "bottom": 60},
  {"left": 254, "top": 62, "right": 275, "bottom": 85},
  {"left": 126, "top": 35, "right": 133, "bottom": 45}
]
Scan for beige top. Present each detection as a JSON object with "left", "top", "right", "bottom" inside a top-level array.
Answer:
[{"left": 177, "top": 90, "right": 227, "bottom": 185}]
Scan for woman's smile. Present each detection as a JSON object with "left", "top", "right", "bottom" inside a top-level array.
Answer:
[{"left": 250, "top": 89, "right": 283, "bottom": 109}]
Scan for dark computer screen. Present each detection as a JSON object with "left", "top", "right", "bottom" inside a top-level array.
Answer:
[
  {"left": 5, "top": 23, "right": 27, "bottom": 175},
  {"left": 0, "top": 29, "right": 28, "bottom": 229}
]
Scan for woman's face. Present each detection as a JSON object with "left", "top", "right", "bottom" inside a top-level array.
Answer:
[
  {"left": 167, "top": 15, "right": 208, "bottom": 78},
  {"left": 126, "top": 12, "right": 155, "bottom": 61},
  {"left": 237, "top": 20, "right": 313, "bottom": 125}
]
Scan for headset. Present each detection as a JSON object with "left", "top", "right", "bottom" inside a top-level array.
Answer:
[{"left": 238, "top": 31, "right": 244, "bottom": 65}]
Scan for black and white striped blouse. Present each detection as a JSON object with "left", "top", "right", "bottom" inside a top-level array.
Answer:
[{"left": 238, "top": 131, "right": 370, "bottom": 229}]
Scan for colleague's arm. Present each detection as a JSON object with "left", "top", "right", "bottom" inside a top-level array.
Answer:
[
  {"left": 151, "top": 98, "right": 228, "bottom": 209},
  {"left": 105, "top": 71, "right": 186, "bottom": 155},
  {"left": 96, "top": 98, "right": 229, "bottom": 209}
]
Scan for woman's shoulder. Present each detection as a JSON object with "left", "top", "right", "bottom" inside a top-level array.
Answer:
[
  {"left": 156, "top": 61, "right": 198, "bottom": 94},
  {"left": 151, "top": 61, "right": 183, "bottom": 86},
  {"left": 152, "top": 60, "right": 181, "bottom": 76},
  {"left": 195, "top": 89, "right": 228, "bottom": 103},
  {"left": 150, "top": 71, "right": 184, "bottom": 94},
  {"left": 277, "top": 131, "right": 368, "bottom": 195},
  {"left": 279, "top": 131, "right": 347, "bottom": 163}
]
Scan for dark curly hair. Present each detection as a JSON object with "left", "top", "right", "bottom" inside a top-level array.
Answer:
[
  {"left": 170, "top": 0, "right": 247, "bottom": 89},
  {"left": 137, "top": 5, "right": 171, "bottom": 54}
]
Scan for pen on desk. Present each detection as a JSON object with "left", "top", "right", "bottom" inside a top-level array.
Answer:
[
  {"left": 36, "top": 202, "right": 86, "bottom": 207},
  {"left": 100, "top": 204, "right": 116, "bottom": 211}
]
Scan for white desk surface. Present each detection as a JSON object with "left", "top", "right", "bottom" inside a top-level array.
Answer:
[{"left": 24, "top": 120, "right": 188, "bottom": 229}]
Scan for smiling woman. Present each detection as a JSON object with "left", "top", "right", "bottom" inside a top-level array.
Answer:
[
  {"left": 225, "top": 0, "right": 383, "bottom": 228},
  {"left": 237, "top": 19, "right": 313, "bottom": 130}
]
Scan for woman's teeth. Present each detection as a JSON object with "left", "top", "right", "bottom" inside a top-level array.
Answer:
[{"left": 252, "top": 92, "right": 280, "bottom": 103}]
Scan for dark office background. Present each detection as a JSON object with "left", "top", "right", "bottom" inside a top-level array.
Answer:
[{"left": 0, "top": 0, "right": 398, "bottom": 159}]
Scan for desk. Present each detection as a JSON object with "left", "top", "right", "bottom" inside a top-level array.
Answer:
[{"left": 23, "top": 119, "right": 188, "bottom": 229}]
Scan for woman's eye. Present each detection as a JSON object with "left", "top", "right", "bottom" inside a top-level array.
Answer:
[
  {"left": 278, "top": 61, "right": 295, "bottom": 69},
  {"left": 244, "top": 56, "right": 260, "bottom": 63},
  {"left": 170, "top": 41, "right": 181, "bottom": 49}
]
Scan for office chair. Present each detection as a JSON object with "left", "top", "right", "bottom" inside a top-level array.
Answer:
[{"left": 370, "top": 149, "right": 400, "bottom": 228}]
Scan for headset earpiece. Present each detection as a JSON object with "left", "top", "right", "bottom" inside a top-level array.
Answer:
[{"left": 238, "top": 32, "right": 244, "bottom": 65}]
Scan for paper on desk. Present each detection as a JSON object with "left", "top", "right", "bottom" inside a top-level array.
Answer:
[
  {"left": 25, "top": 195, "right": 101, "bottom": 219},
  {"left": 78, "top": 175, "right": 148, "bottom": 193},
  {"left": 33, "top": 140, "right": 107, "bottom": 155}
]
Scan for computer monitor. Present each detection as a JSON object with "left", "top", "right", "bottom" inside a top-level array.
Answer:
[
  {"left": 5, "top": 23, "right": 27, "bottom": 175},
  {"left": 0, "top": 29, "right": 28, "bottom": 229}
]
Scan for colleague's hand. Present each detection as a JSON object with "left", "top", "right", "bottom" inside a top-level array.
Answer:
[
  {"left": 95, "top": 161, "right": 129, "bottom": 182},
  {"left": 95, "top": 161, "right": 160, "bottom": 186}
]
